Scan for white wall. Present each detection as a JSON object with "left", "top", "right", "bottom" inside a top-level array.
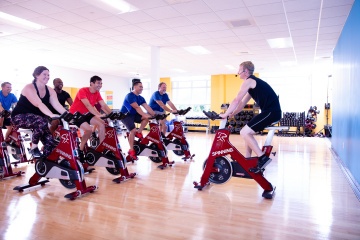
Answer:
[{"left": 0, "top": 63, "right": 129, "bottom": 110}]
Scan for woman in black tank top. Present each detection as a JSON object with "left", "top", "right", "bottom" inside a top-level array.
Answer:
[{"left": 11, "top": 66, "right": 68, "bottom": 158}]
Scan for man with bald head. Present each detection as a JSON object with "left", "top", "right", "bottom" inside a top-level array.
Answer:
[{"left": 49, "top": 78, "right": 73, "bottom": 133}]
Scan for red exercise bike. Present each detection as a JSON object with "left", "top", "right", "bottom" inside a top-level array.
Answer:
[
  {"left": 80, "top": 112, "right": 136, "bottom": 183},
  {"left": 193, "top": 111, "right": 288, "bottom": 199},
  {"left": 126, "top": 113, "right": 174, "bottom": 169},
  {"left": 162, "top": 107, "right": 195, "bottom": 161},
  {"left": 0, "top": 110, "right": 24, "bottom": 179},
  {"left": 14, "top": 112, "right": 98, "bottom": 200}
]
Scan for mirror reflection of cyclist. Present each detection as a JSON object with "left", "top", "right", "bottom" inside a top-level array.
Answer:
[
  {"left": 220, "top": 61, "right": 281, "bottom": 172},
  {"left": 120, "top": 79, "right": 155, "bottom": 160}
]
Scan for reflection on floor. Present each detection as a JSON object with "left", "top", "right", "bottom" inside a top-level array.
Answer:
[{"left": 1, "top": 132, "right": 359, "bottom": 240}]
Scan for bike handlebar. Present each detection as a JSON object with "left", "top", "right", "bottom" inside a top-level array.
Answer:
[
  {"left": 203, "top": 110, "right": 223, "bottom": 121},
  {"left": 150, "top": 113, "right": 170, "bottom": 120},
  {"left": 174, "top": 107, "right": 192, "bottom": 116}
]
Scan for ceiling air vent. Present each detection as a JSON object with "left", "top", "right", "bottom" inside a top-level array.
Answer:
[
  {"left": 227, "top": 19, "right": 253, "bottom": 28},
  {"left": 165, "top": 0, "right": 194, "bottom": 4}
]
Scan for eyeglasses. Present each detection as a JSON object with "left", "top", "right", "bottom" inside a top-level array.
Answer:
[{"left": 239, "top": 70, "right": 245, "bottom": 74}]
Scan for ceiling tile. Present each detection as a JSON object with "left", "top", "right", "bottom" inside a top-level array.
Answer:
[
  {"left": 248, "top": 2, "right": 284, "bottom": 16},
  {"left": 171, "top": 0, "right": 212, "bottom": 15},
  {"left": 204, "top": 0, "right": 246, "bottom": 11},
  {"left": 18, "top": 0, "right": 64, "bottom": 14}
]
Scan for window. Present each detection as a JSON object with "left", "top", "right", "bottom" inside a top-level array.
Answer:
[{"left": 172, "top": 77, "right": 211, "bottom": 116}]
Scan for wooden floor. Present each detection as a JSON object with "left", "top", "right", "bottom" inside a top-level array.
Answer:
[{"left": 1, "top": 132, "right": 359, "bottom": 240}]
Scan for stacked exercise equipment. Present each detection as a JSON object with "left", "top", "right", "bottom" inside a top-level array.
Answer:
[
  {"left": 226, "top": 110, "right": 255, "bottom": 134},
  {"left": 305, "top": 106, "right": 320, "bottom": 137},
  {"left": 279, "top": 112, "right": 305, "bottom": 136}
]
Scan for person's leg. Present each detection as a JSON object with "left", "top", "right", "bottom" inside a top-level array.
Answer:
[
  {"left": 240, "top": 125, "right": 262, "bottom": 157},
  {"left": 120, "top": 114, "right": 137, "bottom": 159},
  {"left": 159, "top": 119, "right": 167, "bottom": 135},
  {"left": 49, "top": 119, "right": 60, "bottom": 134},
  {"left": 90, "top": 117, "right": 105, "bottom": 143},
  {"left": 137, "top": 118, "right": 149, "bottom": 133},
  {"left": 79, "top": 122, "right": 92, "bottom": 151},
  {"left": 5, "top": 126, "right": 12, "bottom": 139},
  {"left": 11, "top": 114, "right": 49, "bottom": 157},
  {"left": 39, "top": 122, "right": 57, "bottom": 157}
]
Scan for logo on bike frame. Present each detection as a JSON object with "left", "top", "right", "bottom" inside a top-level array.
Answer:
[
  {"left": 61, "top": 134, "right": 69, "bottom": 144},
  {"left": 216, "top": 132, "right": 227, "bottom": 142},
  {"left": 105, "top": 130, "right": 114, "bottom": 138}
]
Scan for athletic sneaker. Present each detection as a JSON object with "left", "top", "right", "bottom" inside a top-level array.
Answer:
[
  {"left": 78, "top": 150, "right": 86, "bottom": 163},
  {"left": 29, "top": 147, "right": 42, "bottom": 158},
  {"left": 250, "top": 154, "right": 272, "bottom": 173},
  {"left": 135, "top": 132, "right": 143, "bottom": 139},
  {"left": 128, "top": 149, "right": 138, "bottom": 160},
  {"left": 257, "top": 154, "right": 272, "bottom": 169},
  {"left": 161, "top": 132, "right": 166, "bottom": 139}
]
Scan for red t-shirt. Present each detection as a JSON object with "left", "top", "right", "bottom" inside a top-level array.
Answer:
[{"left": 69, "top": 87, "right": 103, "bottom": 114}]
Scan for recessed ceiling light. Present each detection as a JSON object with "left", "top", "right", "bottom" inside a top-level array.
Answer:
[
  {"left": 171, "top": 68, "right": 186, "bottom": 73},
  {"left": 267, "top": 37, "right": 293, "bottom": 49},
  {"left": 280, "top": 61, "right": 297, "bottom": 66},
  {"left": 0, "top": 11, "right": 45, "bottom": 30},
  {"left": 99, "top": 0, "right": 137, "bottom": 13},
  {"left": 225, "top": 65, "right": 236, "bottom": 70},
  {"left": 183, "top": 46, "right": 211, "bottom": 55}
]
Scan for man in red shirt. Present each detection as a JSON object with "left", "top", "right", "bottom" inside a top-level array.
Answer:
[{"left": 69, "top": 75, "right": 112, "bottom": 160}]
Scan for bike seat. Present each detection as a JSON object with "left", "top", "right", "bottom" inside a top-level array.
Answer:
[{"left": 265, "top": 122, "right": 289, "bottom": 131}]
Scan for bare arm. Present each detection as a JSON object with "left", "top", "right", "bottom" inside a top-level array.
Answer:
[
  {"left": 0, "top": 103, "right": 4, "bottom": 112},
  {"left": 66, "top": 97, "right": 73, "bottom": 106},
  {"left": 130, "top": 102, "right": 151, "bottom": 118},
  {"left": 142, "top": 103, "right": 156, "bottom": 116},
  {"left": 220, "top": 79, "right": 254, "bottom": 118},
  {"left": 155, "top": 100, "right": 173, "bottom": 112},
  {"left": 80, "top": 98, "right": 102, "bottom": 117},
  {"left": 167, "top": 100, "right": 178, "bottom": 112},
  {"left": 22, "top": 84, "right": 59, "bottom": 118},
  {"left": 49, "top": 88, "right": 67, "bottom": 114},
  {"left": 98, "top": 100, "right": 112, "bottom": 115},
  {"left": 229, "top": 93, "right": 252, "bottom": 117}
]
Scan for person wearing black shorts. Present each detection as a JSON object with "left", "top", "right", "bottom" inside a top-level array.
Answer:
[
  {"left": 120, "top": 79, "right": 155, "bottom": 160},
  {"left": 220, "top": 61, "right": 281, "bottom": 172}
]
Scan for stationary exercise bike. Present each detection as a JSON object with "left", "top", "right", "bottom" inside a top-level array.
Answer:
[
  {"left": 14, "top": 112, "right": 98, "bottom": 200},
  {"left": 162, "top": 107, "right": 195, "bottom": 160},
  {"left": 5, "top": 117, "right": 34, "bottom": 166},
  {"left": 128, "top": 113, "right": 174, "bottom": 169},
  {"left": 0, "top": 110, "right": 24, "bottom": 179},
  {"left": 193, "top": 111, "right": 288, "bottom": 199},
  {"left": 80, "top": 112, "right": 136, "bottom": 183}
]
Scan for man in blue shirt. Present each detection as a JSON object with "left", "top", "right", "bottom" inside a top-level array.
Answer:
[
  {"left": 0, "top": 82, "right": 18, "bottom": 140},
  {"left": 149, "top": 82, "right": 178, "bottom": 137},
  {"left": 120, "top": 79, "right": 155, "bottom": 160}
]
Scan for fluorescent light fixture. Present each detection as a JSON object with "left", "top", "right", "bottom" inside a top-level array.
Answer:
[
  {"left": 171, "top": 68, "right": 187, "bottom": 73},
  {"left": 0, "top": 11, "right": 45, "bottom": 30},
  {"left": 123, "top": 53, "right": 145, "bottom": 60},
  {"left": 267, "top": 37, "right": 293, "bottom": 49},
  {"left": 100, "top": 0, "right": 138, "bottom": 13},
  {"left": 183, "top": 46, "right": 211, "bottom": 55},
  {"left": 225, "top": 65, "right": 236, "bottom": 70},
  {"left": 280, "top": 61, "right": 297, "bottom": 67}
]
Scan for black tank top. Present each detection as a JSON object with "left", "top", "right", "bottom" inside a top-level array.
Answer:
[
  {"left": 248, "top": 75, "right": 281, "bottom": 112},
  {"left": 12, "top": 83, "right": 52, "bottom": 117}
]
